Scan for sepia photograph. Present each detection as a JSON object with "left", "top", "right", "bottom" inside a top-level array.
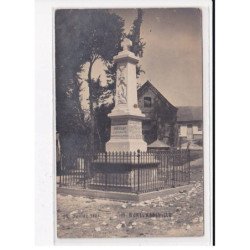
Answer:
[
  {"left": 55, "top": 7, "right": 206, "bottom": 239},
  {"left": 7, "top": 0, "right": 250, "bottom": 248}
]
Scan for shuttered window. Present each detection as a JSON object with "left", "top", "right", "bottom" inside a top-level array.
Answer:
[{"left": 144, "top": 97, "right": 152, "bottom": 108}]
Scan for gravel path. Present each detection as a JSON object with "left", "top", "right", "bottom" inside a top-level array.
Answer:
[{"left": 57, "top": 163, "right": 203, "bottom": 238}]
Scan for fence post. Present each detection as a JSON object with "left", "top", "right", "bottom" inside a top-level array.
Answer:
[
  {"left": 105, "top": 151, "right": 107, "bottom": 162},
  {"left": 105, "top": 152, "right": 108, "bottom": 190},
  {"left": 137, "top": 149, "right": 140, "bottom": 193},
  {"left": 82, "top": 155, "right": 86, "bottom": 188},
  {"left": 59, "top": 153, "right": 62, "bottom": 187},
  {"left": 172, "top": 149, "right": 175, "bottom": 188}
]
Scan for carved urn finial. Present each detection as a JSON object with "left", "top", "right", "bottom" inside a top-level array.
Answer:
[{"left": 121, "top": 38, "right": 132, "bottom": 51}]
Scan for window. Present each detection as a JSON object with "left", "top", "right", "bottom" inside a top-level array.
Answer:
[
  {"left": 144, "top": 97, "right": 152, "bottom": 108},
  {"left": 198, "top": 123, "right": 202, "bottom": 131},
  {"left": 187, "top": 124, "right": 193, "bottom": 139}
]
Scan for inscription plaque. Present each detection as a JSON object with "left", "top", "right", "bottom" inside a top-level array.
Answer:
[
  {"left": 111, "top": 125, "right": 128, "bottom": 138},
  {"left": 110, "top": 120, "right": 143, "bottom": 140}
]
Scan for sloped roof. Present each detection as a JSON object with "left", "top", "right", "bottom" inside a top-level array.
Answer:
[
  {"left": 177, "top": 106, "right": 202, "bottom": 122},
  {"left": 137, "top": 81, "right": 177, "bottom": 111},
  {"left": 148, "top": 139, "right": 170, "bottom": 148}
]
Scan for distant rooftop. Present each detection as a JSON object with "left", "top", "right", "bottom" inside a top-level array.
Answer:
[
  {"left": 137, "top": 81, "right": 177, "bottom": 111},
  {"left": 177, "top": 106, "right": 202, "bottom": 122}
]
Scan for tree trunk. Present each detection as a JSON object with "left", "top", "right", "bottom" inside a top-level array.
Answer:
[{"left": 88, "top": 61, "right": 95, "bottom": 152}]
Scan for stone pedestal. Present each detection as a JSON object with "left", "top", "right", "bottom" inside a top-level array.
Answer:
[
  {"left": 106, "top": 118, "right": 147, "bottom": 152},
  {"left": 106, "top": 38, "right": 147, "bottom": 152},
  {"left": 90, "top": 39, "right": 159, "bottom": 194},
  {"left": 89, "top": 161, "right": 162, "bottom": 192}
]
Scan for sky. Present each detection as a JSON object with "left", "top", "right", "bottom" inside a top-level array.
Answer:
[{"left": 83, "top": 8, "right": 203, "bottom": 107}]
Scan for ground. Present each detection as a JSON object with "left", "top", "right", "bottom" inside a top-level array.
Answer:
[{"left": 57, "top": 158, "right": 203, "bottom": 238}]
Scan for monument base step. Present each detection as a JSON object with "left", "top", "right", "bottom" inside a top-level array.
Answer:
[
  {"left": 57, "top": 184, "right": 193, "bottom": 202},
  {"left": 87, "top": 180, "right": 165, "bottom": 193}
]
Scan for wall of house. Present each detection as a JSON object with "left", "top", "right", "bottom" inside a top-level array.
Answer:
[
  {"left": 193, "top": 125, "right": 202, "bottom": 135},
  {"left": 138, "top": 87, "right": 177, "bottom": 145},
  {"left": 179, "top": 124, "right": 202, "bottom": 137},
  {"left": 138, "top": 88, "right": 156, "bottom": 115},
  {"left": 180, "top": 125, "right": 188, "bottom": 137},
  {"left": 138, "top": 88, "right": 157, "bottom": 144}
]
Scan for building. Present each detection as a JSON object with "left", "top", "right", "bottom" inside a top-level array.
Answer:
[
  {"left": 96, "top": 81, "right": 202, "bottom": 150},
  {"left": 137, "top": 81, "right": 178, "bottom": 146},
  {"left": 177, "top": 106, "right": 203, "bottom": 141}
]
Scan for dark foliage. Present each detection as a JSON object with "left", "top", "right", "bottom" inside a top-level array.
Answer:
[
  {"left": 55, "top": 9, "right": 124, "bottom": 158},
  {"left": 80, "top": 10, "right": 124, "bottom": 152},
  {"left": 56, "top": 9, "right": 146, "bottom": 161},
  {"left": 126, "top": 9, "right": 146, "bottom": 77}
]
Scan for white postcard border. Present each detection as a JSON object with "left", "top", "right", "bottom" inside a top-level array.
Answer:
[{"left": 35, "top": 0, "right": 213, "bottom": 245}]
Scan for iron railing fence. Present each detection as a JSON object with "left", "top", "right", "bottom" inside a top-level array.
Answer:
[{"left": 58, "top": 149, "right": 190, "bottom": 193}]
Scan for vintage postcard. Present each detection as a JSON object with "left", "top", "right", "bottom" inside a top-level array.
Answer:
[{"left": 36, "top": 0, "right": 213, "bottom": 245}]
